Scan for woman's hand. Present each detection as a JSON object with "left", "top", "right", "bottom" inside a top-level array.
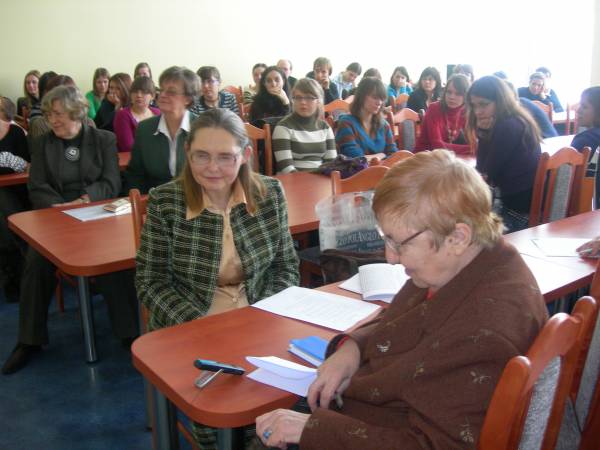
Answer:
[
  {"left": 269, "top": 86, "right": 289, "bottom": 105},
  {"left": 52, "top": 195, "right": 90, "bottom": 207},
  {"left": 577, "top": 237, "right": 600, "bottom": 258},
  {"left": 307, "top": 338, "right": 360, "bottom": 411},
  {"left": 107, "top": 91, "right": 121, "bottom": 109},
  {"left": 255, "top": 409, "right": 309, "bottom": 449}
]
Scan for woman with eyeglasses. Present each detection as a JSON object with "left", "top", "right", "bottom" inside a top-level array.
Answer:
[
  {"left": 272, "top": 78, "right": 336, "bottom": 173},
  {"left": 124, "top": 66, "right": 199, "bottom": 193},
  {"left": 136, "top": 108, "right": 299, "bottom": 448},
  {"left": 335, "top": 77, "right": 397, "bottom": 159},
  {"left": 256, "top": 150, "right": 547, "bottom": 450}
]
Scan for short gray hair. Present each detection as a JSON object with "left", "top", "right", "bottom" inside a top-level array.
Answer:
[
  {"left": 42, "top": 85, "right": 88, "bottom": 121},
  {"left": 159, "top": 66, "right": 200, "bottom": 99}
]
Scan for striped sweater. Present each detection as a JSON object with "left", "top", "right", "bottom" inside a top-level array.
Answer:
[{"left": 272, "top": 113, "right": 337, "bottom": 174}]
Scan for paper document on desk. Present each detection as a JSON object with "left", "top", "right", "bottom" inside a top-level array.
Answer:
[
  {"left": 246, "top": 356, "right": 317, "bottom": 396},
  {"left": 252, "top": 286, "right": 380, "bottom": 331},
  {"left": 62, "top": 204, "right": 131, "bottom": 222},
  {"left": 532, "top": 238, "right": 591, "bottom": 257}
]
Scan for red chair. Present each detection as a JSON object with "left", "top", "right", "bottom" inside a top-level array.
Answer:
[
  {"left": 478, "top": 310, "right": 584, "bottom": 450},
  {"left": 528, "top": 146, "right": 590, "bottom": 226},
  {"left": 244, "top": 122, "right": 273, "bottom": 176}
]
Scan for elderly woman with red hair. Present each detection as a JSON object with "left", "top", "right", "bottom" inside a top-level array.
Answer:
[{"left": 255, "top": 150, "right": 547, "bottom": 450}]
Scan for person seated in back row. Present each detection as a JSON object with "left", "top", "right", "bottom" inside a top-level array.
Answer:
[
  {"left": 335, "top": 77, "right": 397, "bottom": 159},
  {"left": 535, "top": 67, "right": 563, "bottom": 113},
  {"left": 517, "top": 72, "right": 561, "bottom": 112},
  {"left": 407, "top": 67, "right": 442, "bottom": 113},
  {"left": 249, "top": 66, "right": 291, "bottom": 122},
  {"left": 189, "top": 66, "right": 239, "bottom": 117},
  {"left": 125, "top": 66, "right": 200, "bottom": 194},
  {"left": 277, "top": 59, "right": 297, "bottom": 90},
  {"left": 273, "top": 78, "right": 337, "bottom": 173},
  {"left": 333, "top": 62, "right": 362, "bottom": 99},
  {"left": 570, "top": 86, "right": 600, "bottom": 205},
  {"left": 309, "top": 57, "right": 340, "bottom": 105},
  {"left": 255, "top": 149, "right": 547, "bottom": 450},
  {"left": 415, "top": 74, "right": 471, "bottom": 154}
]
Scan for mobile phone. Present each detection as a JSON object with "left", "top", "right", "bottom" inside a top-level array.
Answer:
[{"left": 194, "top": 359, "right": 245, "bottom": 375}]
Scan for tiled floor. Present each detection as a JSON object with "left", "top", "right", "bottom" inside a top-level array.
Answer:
[{"left": 0, "top": 286, "right": 159, "bottom": 449}]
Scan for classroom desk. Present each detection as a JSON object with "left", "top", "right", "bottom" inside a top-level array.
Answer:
[
  {"left": 6, "top": 171, "right": 329, "bottom": 363},
  {"left": 504, "top": 209, "right": 599, "bottom": 281},
  {"left": 0, "top": 152, "right": 131, "bottom": 187},
  {"left": 132, "top": 304, "right": 337, "bottom": 450},
  {"left": 8, "top": 203, "right": 136, "bottom": 362}
]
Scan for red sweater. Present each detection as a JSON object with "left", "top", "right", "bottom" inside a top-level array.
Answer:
[{"left": 415, "top": 101, "right": 470, "bottom": 154}]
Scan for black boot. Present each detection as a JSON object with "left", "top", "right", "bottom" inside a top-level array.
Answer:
[{"left": 1, "top": 343, "right": 41, "bottom": 375}]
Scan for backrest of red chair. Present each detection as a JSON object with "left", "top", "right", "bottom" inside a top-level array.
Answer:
[
  {"left": 244, "top": 122, "right": 273, "bottom": 175},
  {"left": 478, "top": 313, "right": 582, "bottom": 450},
  {"left": 129, "top": 188, "right": 148, "bottom": 251},
  {"left": 529, "top": 147, "right": 590, "bottom": 226},
  {"left": 331, "top": 165, "right": 389, "bottom": 195}
]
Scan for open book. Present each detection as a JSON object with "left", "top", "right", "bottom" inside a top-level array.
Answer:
[{"left": 339, "top": 263, "right": 409, "bottom": 302}]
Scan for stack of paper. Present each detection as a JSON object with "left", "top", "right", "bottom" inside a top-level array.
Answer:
[
  {"left": 288, "top": 336, "right": 328, "bottom": 367},
  {"left": 339, "top": 263, "right": 409, "bottom": 302},
  {"left": 252, "top": 286, "right": 380, "bottom": 331},
  {"left": 246, "top": 356, "right": 317, "bottom": 396}
]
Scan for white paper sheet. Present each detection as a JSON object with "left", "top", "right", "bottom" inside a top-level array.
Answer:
[
  {"left": 246, "top": 356, "right": 317, "bottom": 396},
  {"left": 62, "top": 204, "right": 131, "bottom": 222},
  {"left": 531, "top": 238, "right": 591, "bottom": 257},
  {"left": 251, "top": 286, "right": 380, "bottom": 331}
]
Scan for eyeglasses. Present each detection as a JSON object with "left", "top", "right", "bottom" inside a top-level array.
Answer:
[
  {"left": 375, "top": 224, "right": 426, "bottom": 254},
  {"left": 188, "top": 150, "right": 242, "bottom": 168},
  {"left": 292, "top": 95, "right": 318, "bottom": 103},
  {"left": 201, "top": 79, "right": 219, "bottom": 86},
  {"left": 159, "top": 89, "right": 186, "bottom": 97}
]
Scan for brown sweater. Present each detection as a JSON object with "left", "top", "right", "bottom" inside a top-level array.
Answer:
[{"left": 300, "top": 239, "right": 548, "bottom": 450}]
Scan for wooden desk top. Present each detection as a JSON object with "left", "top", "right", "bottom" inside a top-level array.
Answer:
[
  {"left": 131, "top": 306, "right": 337, "bottom": 428},
  {"left": 504, "top": 210, "right": 599, "bottom": 297},
  {"left": 0, "top": 152, "right": 131, "bottom": 188},
  {"left": 8, "top": 203, "right": 136, "bottom": 277},
  {"left": 275, "top": 172, "right": 331, "bottom": 236},
  {"left": 0, "top": 172, "right": 28, "bottom": 187},
  {"left": 7, "top": 172, "right": 329, "bottom": 277}
]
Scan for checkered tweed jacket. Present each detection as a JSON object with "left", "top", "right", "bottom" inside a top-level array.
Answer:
[{"left": 135, "top": 175, "right": 299, "bottom": 331}]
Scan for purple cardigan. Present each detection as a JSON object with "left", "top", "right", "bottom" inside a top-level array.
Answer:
[{"left": 113, "top": 106, "right": 160, "bottom": 152}]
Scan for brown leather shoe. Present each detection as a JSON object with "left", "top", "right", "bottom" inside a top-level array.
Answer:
[{"left": 1, "top": 343, "right": 41, "bottom": 375}]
